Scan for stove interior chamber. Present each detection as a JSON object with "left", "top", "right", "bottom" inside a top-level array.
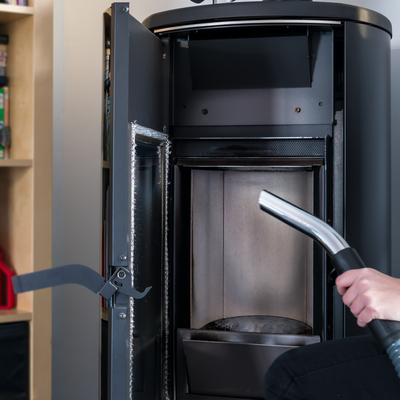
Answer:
[
  {"left": 172, "top": 161, "right": 326, "bottom": 400},
  {"left": 189, "top": 169, "right": 315, "bottom": 329}
]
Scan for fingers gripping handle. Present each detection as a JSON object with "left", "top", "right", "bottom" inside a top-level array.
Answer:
[{"left": 332, "top": 248, "right": 400, "bottom": 354}]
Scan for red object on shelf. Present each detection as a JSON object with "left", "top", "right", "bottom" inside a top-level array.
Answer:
[{"left": 0, "top": 248, "right": 16, "bottom": 309}]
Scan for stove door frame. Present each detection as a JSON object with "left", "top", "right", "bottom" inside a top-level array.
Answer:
[{"left": 105, "top": 4, "right": 167, "bottom": 399}]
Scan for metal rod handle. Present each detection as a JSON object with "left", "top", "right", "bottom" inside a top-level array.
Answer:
[
  {"left": 259, "top": 189, "right": 400, "bottom": 378},
  {"left": 258, "top": 189, "right": 349, "bottom": 256}
]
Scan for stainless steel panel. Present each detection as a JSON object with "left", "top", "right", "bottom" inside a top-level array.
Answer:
[
  {"left": 306, "top": 172, "right": 314, "bottom": 327},
  {"left": 333, "top": 109, "right": 344, "bottom": 236},
  {"left": 191, "top": 170, "right": 314, "bottom": 328},
  {"left": 224, "top": 171, "right": 313, "bottom": 322},
  {"left": 191, "top": 170, "right": 224, "bottom": 328}
]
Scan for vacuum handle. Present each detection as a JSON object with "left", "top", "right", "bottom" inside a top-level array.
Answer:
[
  {"left": 258, "top": 190, "right": 400, "bottom": 375},
  {"left": 332, "top": 247, "right": 400, "bottom": 351}
]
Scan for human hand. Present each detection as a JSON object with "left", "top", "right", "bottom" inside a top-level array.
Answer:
[{"left": 335, "top": 268, "right": 400, "bottom": 327}]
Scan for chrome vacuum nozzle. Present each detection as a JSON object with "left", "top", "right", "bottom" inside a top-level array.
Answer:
[
  {"left": 258, "top": 190, "right": 349, "bottom": 256},
  {"left": 259, "top": 189, "right": 400, "bottom": 378}
]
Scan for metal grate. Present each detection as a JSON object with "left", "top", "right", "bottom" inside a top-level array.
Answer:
[{"left": 174, "top": 138, "right": 325, "bottom": 158}]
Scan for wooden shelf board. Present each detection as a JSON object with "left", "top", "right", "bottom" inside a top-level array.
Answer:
[
  {"left": 0, "top": 159, "right": 33, "bottom": 167},
  {"left": 0, "top": 308, "right": 32, "bottom": 324},
  {"left": 0, "top": 5, "right": 33, "bottom": 23}
]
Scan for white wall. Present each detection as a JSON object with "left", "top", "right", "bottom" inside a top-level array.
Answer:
[{"left": 52, "top": 1, "right": 400, "bottom": 398}]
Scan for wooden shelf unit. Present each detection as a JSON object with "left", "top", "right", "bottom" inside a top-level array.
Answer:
[
  {"left": 0, "top": 4, "right": 33, "bottom": 23},
  {"left": 0, "top": 1, "right": 52, "bottom": 399},
  {"left": 0, "top": 308, "right": 32, "bottom": 323},
  {"left": 0, "top": 159, "right": 33, "bottom": 167}
]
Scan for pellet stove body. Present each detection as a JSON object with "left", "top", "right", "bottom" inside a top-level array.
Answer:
[{"left": 102, "top": 2, "right": 392, "bottom": 399}]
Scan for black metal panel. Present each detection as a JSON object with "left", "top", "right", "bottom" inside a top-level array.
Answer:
[
  {"left": 189, "top": 35, "right": 311, "bottom": 90},
  {"left": 128, "top": 13, "right": 165, "bottom": 130},
  {"left": 110, "top": 2, "right": 130, "bottom": 268},
  {"left": 172, "top": 166, "right": 192, "bottom": 331},
  {"left": 172, "top": 124, "right": 333, "bottom": 139},
  {"left": 176, "top": 328, "right": 319, "bottom": 400},
  {"left": 344, "top": 21, "right": 391, "bottom": 336},
  {"left": 108, "top": 307, "right": 128, "bottom": 400},
  {"left": 110, "top": 3, "right": 164, "bottom": 267},
  {"left": 173, "top": 30, "right": 333, "bottom": 126},
  {"left": 143, "top": 2, "right": 391, "bottom": 37},
  {"left": 183, "top": 340, "right": 291, "bottom": 399},
  {"left": 108, "top": 5, "right": 166, "bottom": 400}
]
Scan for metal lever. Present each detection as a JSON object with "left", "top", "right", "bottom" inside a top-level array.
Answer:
[
  {"left": 12, "top": 264, "right": 151, "bottom": 301},
  {"left": 98, "top": 267, "right": 152, "bottom": 300}
]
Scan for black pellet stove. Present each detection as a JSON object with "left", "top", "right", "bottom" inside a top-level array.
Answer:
[{"left": 102, "top": 1, "right": 392, "bottom": 399}]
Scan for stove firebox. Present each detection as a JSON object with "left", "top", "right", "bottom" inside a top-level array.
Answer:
[{"left": 103, "top": 2, "right": 392, "bottom": 399}]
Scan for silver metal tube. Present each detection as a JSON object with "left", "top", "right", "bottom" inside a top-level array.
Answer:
[
  {"left": 154, "top": 19, "right": 341, "bottom": 34},
  {"left": 258, "top": 190, "right": 349, "bottom": 256}
]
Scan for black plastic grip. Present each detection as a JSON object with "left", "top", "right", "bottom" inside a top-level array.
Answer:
[
  {"left": 332, "top": 248, "right": 400, "bottom": 351},
  {"left": 331, "top": 247, "right": 366, "bottom": 274}
]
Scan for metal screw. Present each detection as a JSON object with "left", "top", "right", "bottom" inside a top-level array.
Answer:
[
  {"left": 119, "top": 255, "right": 127, "bottom": 261},
  {"left": 122, "top": 7, "right": 129, "bottom": 13},
  {"left": 119, "top": 313, "right": 126, "bottom": 319},
  {"left": 202, "top": 109, "right": 208, "bottom": 115},
  {"left": 117, "top": 270, "right": 126, "bottom": 280},
  {"left": 295, "top": 107, "right": 301, "bottom": 113},
  {"left": 319, "top": 102, "right": 323, "bottom": 107}
]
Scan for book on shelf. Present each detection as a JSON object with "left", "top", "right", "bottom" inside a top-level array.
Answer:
[
  {"left": 0, "top": 34, "right": 10, "bottom": 160},
  {"left": 0, "top": 1, "right": 27, "bottom": 5},
  {"left": 0, "top": 38, "right": 8, "bottom": 81},
  {"left": 0, "top": 87, "right": 10, "bottom": 160}
]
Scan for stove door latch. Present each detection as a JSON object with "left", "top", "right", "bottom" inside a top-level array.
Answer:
[{"left": 11, "top": 264, "right": 151, "bottom": 300}]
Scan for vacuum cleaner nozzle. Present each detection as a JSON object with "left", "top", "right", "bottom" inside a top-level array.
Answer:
[{"left": 259, "top": 189, "right": 400, "bottom": 377}]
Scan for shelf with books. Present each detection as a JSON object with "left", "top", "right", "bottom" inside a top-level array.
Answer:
[
  {"left": 0, "top": 15, "right": 33, "bottom": 162},
  {"left": 0, "top": 0, "right": 52, "bottom": 398}
]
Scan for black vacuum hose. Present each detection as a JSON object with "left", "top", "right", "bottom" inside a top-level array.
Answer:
[{"left": 258, "top": 189, "right": 400, "bottom": 377}]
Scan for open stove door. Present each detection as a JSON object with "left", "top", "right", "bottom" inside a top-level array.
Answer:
[{"left": 105, "top": 3, "right": 168, "bottom": 400}]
